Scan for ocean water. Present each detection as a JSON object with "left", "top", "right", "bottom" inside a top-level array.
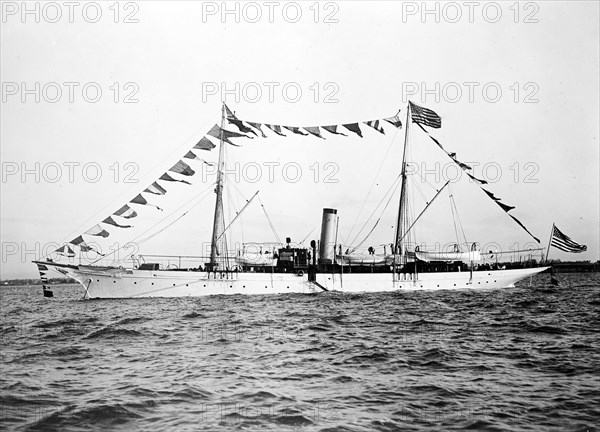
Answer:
[{"left": 1, "top": 273, "right": 599, "bottom": 432}]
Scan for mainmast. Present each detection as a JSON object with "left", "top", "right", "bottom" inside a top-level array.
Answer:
[
  {"left": 394, "top": 102, "right": 412, "bottom": 260},
  {"left": 209, "top": 103, "right": 227, "bottom": 270}
]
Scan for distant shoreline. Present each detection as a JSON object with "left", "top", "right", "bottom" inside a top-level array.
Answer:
[
  {"left": 1, "top": 278, "right": 79, "bottom": 287},
  {"left": 544, "top": 261, "right": 600, "bottom": 273}
]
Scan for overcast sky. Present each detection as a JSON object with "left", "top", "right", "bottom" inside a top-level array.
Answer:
[{"left": 1, "top": 1, "right": 598, "bottom": 279}]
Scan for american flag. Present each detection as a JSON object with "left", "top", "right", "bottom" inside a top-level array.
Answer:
[
  {"left": 409, "top": 101, "right": 442, "bottom": 128},
  {"left": 550, "top": 224, "right": 587, "bottom": 253}
]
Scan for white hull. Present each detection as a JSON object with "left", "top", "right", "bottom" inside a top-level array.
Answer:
[{"left": 45, "top": 263, "right": 549, "bottom": 298}]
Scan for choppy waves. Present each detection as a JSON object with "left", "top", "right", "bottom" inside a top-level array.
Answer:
[{"left": 1, "top": 273, "right": 599, "bottom": 431}]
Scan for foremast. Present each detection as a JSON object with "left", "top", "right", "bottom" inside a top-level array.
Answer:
[{"left": 209, "top": 102, "right": 227, "bottom": 270}]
